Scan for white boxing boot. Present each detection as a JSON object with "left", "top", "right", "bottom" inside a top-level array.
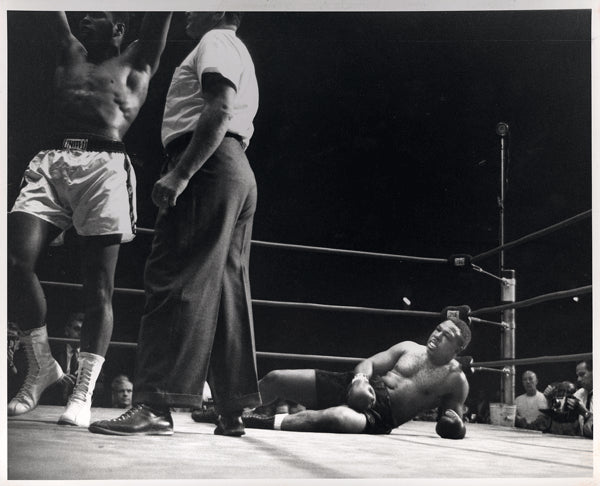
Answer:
[
  {"left": 58, "top": 352, "right": 105, "bottom": 427},
  {"left": 8, "top": 326, "right": 65, "bottom": 416}
]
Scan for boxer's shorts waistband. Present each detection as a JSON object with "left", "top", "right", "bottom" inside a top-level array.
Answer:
[{"left": 47, "top": 136, "right": 126, "bottom": 153}]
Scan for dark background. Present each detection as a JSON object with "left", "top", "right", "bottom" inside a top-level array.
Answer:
[{"left": 7, "top": 10, "right": 592, "bottom": 403}]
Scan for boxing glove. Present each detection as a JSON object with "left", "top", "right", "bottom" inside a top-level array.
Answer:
[
  {"left": 436, "top": 409, "right": 466, "bottom": 439},
  {"left": 346, "top": 380, "right": 376, "bottom": 412}
]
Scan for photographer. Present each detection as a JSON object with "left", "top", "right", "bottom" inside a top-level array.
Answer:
[{"left": 543, "top": 360, "right": 593, "bottom": 438}]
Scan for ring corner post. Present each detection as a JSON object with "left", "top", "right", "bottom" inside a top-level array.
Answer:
[{"left": 501, "top": 269, "right": 516, "bottom": 405}]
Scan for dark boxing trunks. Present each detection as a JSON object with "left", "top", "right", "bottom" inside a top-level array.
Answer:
[{"left": 314, "top": 370, "right": 396, "bottom": 435}]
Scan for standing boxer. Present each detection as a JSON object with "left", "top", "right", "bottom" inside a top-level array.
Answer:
[{"left": 8, "top": 11, "right": 172, "bottom": 427}]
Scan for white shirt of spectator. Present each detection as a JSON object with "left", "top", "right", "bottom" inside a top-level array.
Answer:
[
  {"left": 515, "top": 390, "right": 548, "bottom": 423},
  {"left": 161, "top": 29, "right": 259, "bottom": 150}
]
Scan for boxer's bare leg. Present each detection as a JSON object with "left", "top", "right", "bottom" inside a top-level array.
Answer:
[
  {"left": 79, "top": 234, "right": 121, "bottom": 356},
  {"left": 258, "top": 369, "right": 319, "bottom": 408},
  {"left": 8, "top": 212, "right": 62, "bottom": 331},
  {"left": 280, "top": 406, "right": 367, "bottom": 432}
]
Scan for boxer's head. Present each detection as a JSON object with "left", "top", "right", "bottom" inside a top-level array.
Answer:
[
  {"left": 427, "top": 318, "right": 471, "bottom": 362},
  {"left": 184, "top": 12, "right": 243, "bottom": 40},
  {"left": 78, "top": 12, "right": 129, "bottom": 49}
]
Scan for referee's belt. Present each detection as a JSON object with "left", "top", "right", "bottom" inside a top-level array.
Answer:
[
  {"left": 50, "top": 136, "right": 126, "bottom": 152},
  {"left": 165, "top": 131, "right": 245, "bottom": 156}
]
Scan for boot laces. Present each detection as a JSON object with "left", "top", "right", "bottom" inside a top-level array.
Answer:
[
  {"left": 14, "top": 342, "right": 41, "bottom": 401},
  {"left": 22, "top": 341, "right": 39, "bottom": 368},
  {"left": 14, "top": 373, "right": 39, "bottom": 401},
  {"left": 114, "top": 404, "right": 144, "bottom": 422},
  {"left": 7, "top": 331, "right": 19, "bottom": 371},
  {"left": 70, "top": 366, "right": 93, "bottom": 403}
]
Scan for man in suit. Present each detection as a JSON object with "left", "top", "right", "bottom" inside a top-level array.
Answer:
[{"left": 42, "top": 312, "right": 85, "bottom": 405}]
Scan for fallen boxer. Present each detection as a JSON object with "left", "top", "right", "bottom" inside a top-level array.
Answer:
[{"left": 243, "top": 317, "right": 471, "bottom": 439}]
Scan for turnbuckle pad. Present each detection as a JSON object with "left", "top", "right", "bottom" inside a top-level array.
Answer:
[{"left": 441, "top": 305, "right": 471, "bottom": 324}]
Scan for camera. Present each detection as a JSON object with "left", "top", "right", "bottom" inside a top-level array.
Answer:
[{"left": 541, "top": 381, "right": 579, "bottom": 423}]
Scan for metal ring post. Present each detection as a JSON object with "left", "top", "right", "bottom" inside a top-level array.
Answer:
[
  {"left": 496, "top": 121, "right": 509, "bottom": 271},
  {"left": 501, "top": 269, "right": 516, "bottom": 404},
  {"left": 496, "top": 122, "right": 515, "bottom": 405}
]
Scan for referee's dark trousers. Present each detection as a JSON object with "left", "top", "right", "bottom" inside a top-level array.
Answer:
[{"left": 133, "top": 135, "right": 261, "bottom": 415}]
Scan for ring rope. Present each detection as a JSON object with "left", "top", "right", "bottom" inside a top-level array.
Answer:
[
  {"left": 138, "top": 210, "right": 590, "bottom": 265},
  {"left": 40, "top": 281, "right": 144, "bottom": 296},
  {"left": 471, "top": 209, "right": 591, "bottom": 263},
  {"left": 470, "top": 285, "right": 592, "bottom": 316},
  {"left": 47, "top": 337, "right": 360, "bottom": 364},
  {"left": 255, "top": 351, "right": 360, "bottom": 364},
  {"left": 40, "top": 281, "right": 440, "bottom": 318},
  {"left": 252, "top": 299, "right": 440, "bottom": 318},
  {"left": 250, "top": 241, "right": 449, "bottom": 264},
  {"left": 472, "top": 366, "right": 510, "bottom": 374},
  {"left": 46, "top": 337, "right": 592, "bottom": 370},
  {"left": 50, "top": 337, "right": 136, "bottom": 348},
  {"left": 33, "top": 212, "right": 592, "bottom": 396},
  {"left": 473, "top": 352, "right": 593, "bottom": 368},
  {"left": 470, "top": 317, "right": 508, "bottom": 329},
  {"left": 40, "top": 280, "right": 591, "bottom": 320},
  {"left": 136, "top": 227, "right": 448, "bottom": 264}
]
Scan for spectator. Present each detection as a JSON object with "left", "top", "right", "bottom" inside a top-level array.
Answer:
[
  {"left": 41, "top": 312, "right": 84, "bottom": 405},
  {"left": 8, "top": 321, "right": 21, "bottom": 376},
  {"left": 571, "top": 360, "right": 593, "bottom": 438},
  {"left": 466, "top": 388, "right": 490, "bottom": 424},
  {"left": 111, "top": 375, "right": 133, "bottom": 409},
  {"left": 8, "top": 322, "right": 27, "bottom": 400},
  {"left": 541, "top": 381, "right": 579, "bottom": 435},
  {"left": 542, "top": 361, "right": 592, "bottom": 437},
  {"left": 514, "top": 370, "right": 548, "bottom": 430},
  {"left": 55, "top": 312, "right": 84, "bottom": 376}
]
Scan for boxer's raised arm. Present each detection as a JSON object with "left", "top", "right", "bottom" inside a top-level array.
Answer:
[
  {"left": 49, "top": 12, "right": 76, "bottom": 45},
  {"left": 128, "top": 12, "right": 173, "bottom": 75},
  {"left": 49, "top": 11, "right": 85, "bottom": 65}
]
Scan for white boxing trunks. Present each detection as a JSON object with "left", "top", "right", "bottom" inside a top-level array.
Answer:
[{"left": 11, "top": 147, "right": 137, "bottom": 243}]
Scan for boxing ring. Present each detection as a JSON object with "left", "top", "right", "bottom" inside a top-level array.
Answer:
[
  {"left": 7, "top": 126, "right": 594, "bottom": 481},
  {"left": 39, "top": 209, "right": 592, "bottom": 390},
  {"left": 38, "top": 209, "right": 593, "bottom": 402}
]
